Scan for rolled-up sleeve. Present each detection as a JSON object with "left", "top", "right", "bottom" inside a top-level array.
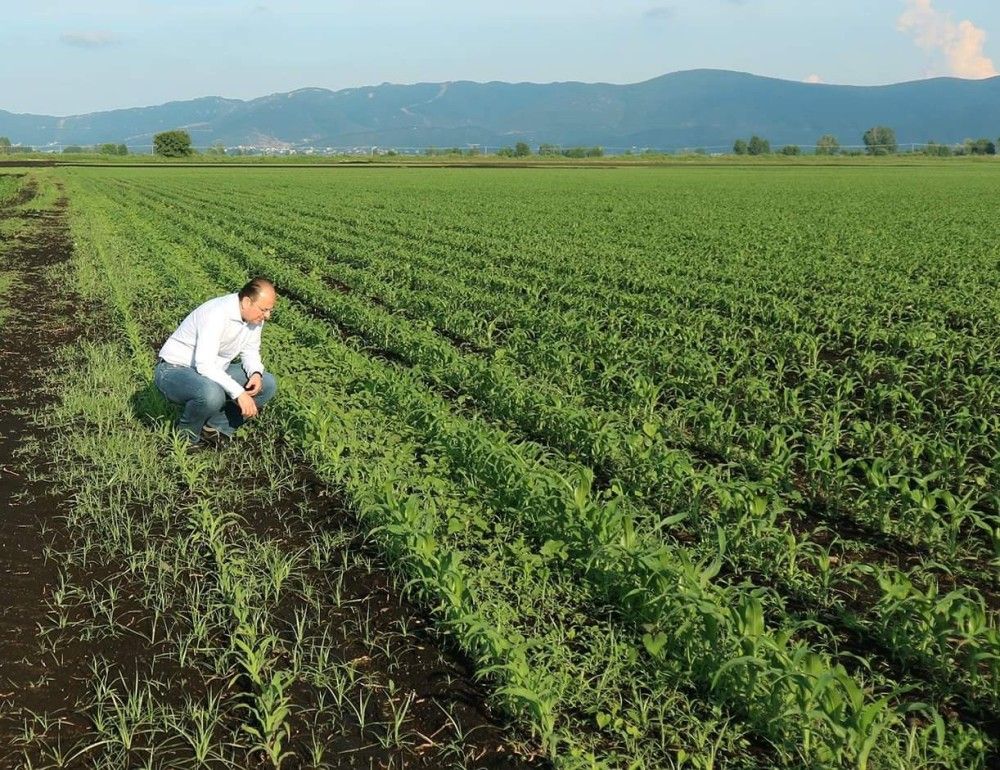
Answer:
[{"left": 194, "top": 314, "right": 245, "bottom": 399}]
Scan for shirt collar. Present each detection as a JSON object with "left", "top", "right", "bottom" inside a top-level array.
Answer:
[{"left": 227, "top": 293, "right": 245, "bottom": 323}]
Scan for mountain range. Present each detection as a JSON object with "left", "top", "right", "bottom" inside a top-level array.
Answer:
[{"left": 3, "top": 69, "right": 1000, "bottom": 152}]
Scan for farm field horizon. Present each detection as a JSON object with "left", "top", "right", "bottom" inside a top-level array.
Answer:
[{"left": 0, "top": 164, "right": 998, "bottom": 769}]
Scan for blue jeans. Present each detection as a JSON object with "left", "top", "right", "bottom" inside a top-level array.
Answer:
[{"left": 154, "top": 361, "right": 278, "bottom": 443}]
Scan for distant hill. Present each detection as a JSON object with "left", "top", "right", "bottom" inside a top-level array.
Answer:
[{"left": 3, "top": 69, "right": 1000, "bottom": 151}]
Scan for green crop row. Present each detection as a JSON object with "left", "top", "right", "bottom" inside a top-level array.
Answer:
[
  {"left": 64, "top": 166, "right": 1000, "bottom": 761},
  {"left": 58, "top": 166, "right": 999, "bottom": 768},
  {"left": 68, "top": 174, "right": 755, "bottom": 768},
  {"left": 92, "top": 172, "right": 1000, "bottom": 715},
  {"left": 110, "top": 174, "right": 1000, "bottom": 568}
]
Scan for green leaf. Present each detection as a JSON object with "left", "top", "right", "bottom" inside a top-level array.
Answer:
[
  {"left": 642, "top": 631, "right": 668, "bottom": 658},
  {"left": 540, "top": 539, "right": 568, "bottom": 559}
]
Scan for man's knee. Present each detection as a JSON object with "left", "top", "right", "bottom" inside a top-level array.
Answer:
[{"left": 192, "top": 380, "right": 227, "bottom": 412}]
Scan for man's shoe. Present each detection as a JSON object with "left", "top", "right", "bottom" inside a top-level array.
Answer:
[{"left": 200, "top": 426, "right": 234, "bottom": 448}]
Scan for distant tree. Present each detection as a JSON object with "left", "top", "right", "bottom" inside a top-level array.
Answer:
[
  {"left": 116, "top": 143, "right": 128, "bottom": 155},
  {"left": 966, "top": 137, "right": 996, "bottom": 155},
  {"left": 862, "top": 126, "right": 897, "bottom": 155},
  {"left": 0, "top": 136, "right": 10, "bottom": 154},
  {"left": 514, "top": 141, "right": 531, "bottom": 157},
  {"left": 747, "top": 135, "right": 771, "bottom": 155},
  {"left": 732, "top": 139, "right": 748, "bottom": 155},
  {"left": 781, "top": 144, "right": 801, "bottom": 155},
  {"left": 815, "top": 134, "right": 840, "bottom": 155},
  {"left": 62, "top": 145, "right": 85, "bottom": 154},
  {"left": 557, "top": 146, "right": 602, "bottom": 158},
  {"left": 922, "top": 141, "right": 952, "bottom": 157},
  {"left": 538, "top": 143, "right": 561, "bottom": 156},
  {"left": 153, "top": 130, "right": 193, "bottom": 157},
  {"left": 98, "top": 143, "right": 124, "bottom": 155},
  {"left": 465, "top": 146, "right": 482, "bottom": 157},
  {"left": 205, "top": 141, "right": 227, "bottom": 156},
  {"left": 496, "top": 146, "right": 515, "bottom": 157}
]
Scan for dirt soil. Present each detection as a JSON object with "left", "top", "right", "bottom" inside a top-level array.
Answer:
[
  {"left": 0, "top": 188, "right": 100, "bottom": 763},
  {"left": 0, "top": 184, "right": 545, "bottom": 768}
]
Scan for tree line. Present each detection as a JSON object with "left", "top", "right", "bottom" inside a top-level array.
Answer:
[
  {"left": 149, "top": 132, "right": 608, "bottom": 158},
  {"left": 64, "top": 143, "right": 129, "bottom": 155},
  {"left": 3, "top": 129, "right": 998, "bottom": 158},
  {"left": 732, "top": 126, "right": 998, "bottom": 156},
  {"left": 0, "top": 137, "right": 128, "bottom": 155}
]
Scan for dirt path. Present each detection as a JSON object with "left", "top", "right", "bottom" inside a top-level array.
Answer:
[{"left": 0, "top": 187, "right": 95, "bottom": 762}]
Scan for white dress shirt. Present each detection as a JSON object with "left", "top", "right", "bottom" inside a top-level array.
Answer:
[{"left": 158, "top": 293, "right": 266, "bottom": 400}]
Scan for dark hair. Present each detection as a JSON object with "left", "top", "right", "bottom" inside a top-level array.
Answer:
[{"left": 238, "top": 277, "right": 275, "bottom": 302}]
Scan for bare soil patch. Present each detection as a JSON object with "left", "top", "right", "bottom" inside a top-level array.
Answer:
[{"left": 0, "top": 187, "right": 101, "bottom": 763}]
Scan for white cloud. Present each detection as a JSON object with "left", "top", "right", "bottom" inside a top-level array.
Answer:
[
  {"left": 897, "top": 0, "right": 997, "bottom": 79},
  {"left": 804, "top": 74, "right": 823, "bottom": 84},
  {"left": 60, "top": 31, "right": 119, "bottom": 48}
]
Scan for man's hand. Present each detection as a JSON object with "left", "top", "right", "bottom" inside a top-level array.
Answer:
[
  {"left": 236, "top": 392, "right": 259, "bottom": 418},
  {"left": 245, "top": 373, "right": 263, "bottom": 397}
]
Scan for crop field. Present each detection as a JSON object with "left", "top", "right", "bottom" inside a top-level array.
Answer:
[{"left": 1, "top": 164, "right": 998, "bottom": 769}]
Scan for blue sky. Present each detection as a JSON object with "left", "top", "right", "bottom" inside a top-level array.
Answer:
[{"left": 3, "top": 1, "right": 999, "bottom": 115}]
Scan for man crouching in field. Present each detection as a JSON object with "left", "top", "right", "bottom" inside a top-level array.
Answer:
[{"left": 154, "top": 277, "right": 278, "bottom": 447}]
